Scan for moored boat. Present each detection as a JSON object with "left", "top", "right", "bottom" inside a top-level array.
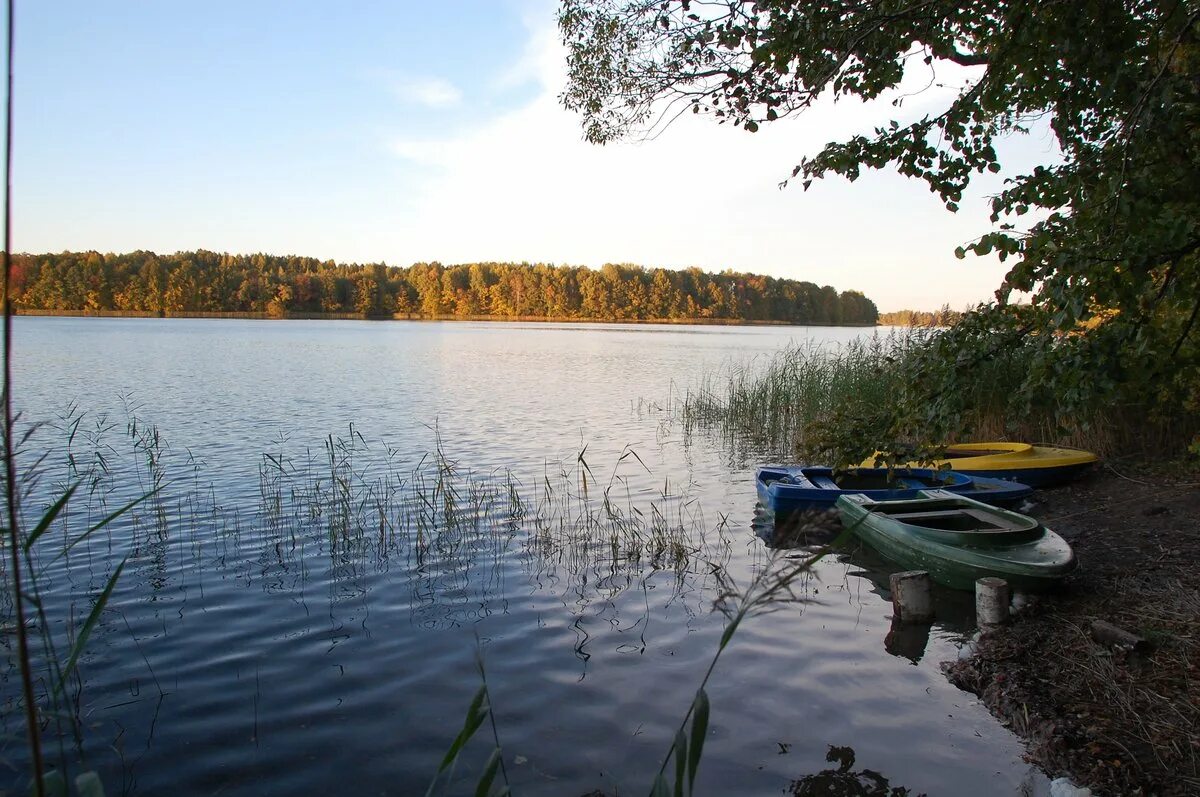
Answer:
[
  {"left": 860, "top": 442, "right": 1098, "bottom": 488},
  {"left": 756, "top": 465, "right": 1033, "bottom": 513},
  {"left": 836, "top": 489, "right": 1075, "bottom": 591}
]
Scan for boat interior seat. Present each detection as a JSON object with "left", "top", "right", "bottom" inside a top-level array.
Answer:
[
  {"left": 809, "top": 475, "right": 839, "bottom": 489},
  {"left": 886, "top": 509, "right": 968, "bottom": 521},
  {"left": 886, "top": 507, "right": 1014, "bottom": 531}
]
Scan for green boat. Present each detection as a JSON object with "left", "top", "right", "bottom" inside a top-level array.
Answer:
[{"left": 835, "top": 489, "right": 1075, "bottom": 591}]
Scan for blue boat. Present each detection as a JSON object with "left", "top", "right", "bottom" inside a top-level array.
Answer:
[{"left": 756, "top": 466, "right": 1033, "bottom": 513}]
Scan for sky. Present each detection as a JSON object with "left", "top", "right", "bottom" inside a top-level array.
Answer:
[{"left": 14, "top": 1, "right": 1059, "bottom": 312}]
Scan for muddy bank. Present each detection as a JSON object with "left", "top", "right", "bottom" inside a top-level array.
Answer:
[{"left": 944, "top": 468, "right": 1200, "bottom": 796}]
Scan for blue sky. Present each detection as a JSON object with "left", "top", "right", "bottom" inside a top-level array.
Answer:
[{"left": 14, "top": 1, "right": 1056, "bottom": 311}]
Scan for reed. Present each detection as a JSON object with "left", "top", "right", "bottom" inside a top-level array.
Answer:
[
  {"left": 22, "top": 394, "right": 892, "bottom": 797},
  {"left": 3, "top": 403, "right": 161, "bottom": 794},
  {"left": 22, "top": 402, "right": 728, "bottom": 592},
  {"left": 677, "top": 334, "right": 921, "bottom": 461},
  {"left": 674, "top": 330, "right": 1136, "bottom": 466},
  {"left": 6, "top": 404, "right": 741, "bottom": 791}
]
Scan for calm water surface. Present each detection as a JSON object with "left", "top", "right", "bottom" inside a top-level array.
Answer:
[{"left": 5, "top": 317, "right": 1042, "bottom": 795}]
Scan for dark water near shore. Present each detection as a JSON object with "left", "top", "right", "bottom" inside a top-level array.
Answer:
[{"left": 5, "top": 317, "right": 1043, "bottom": 795}]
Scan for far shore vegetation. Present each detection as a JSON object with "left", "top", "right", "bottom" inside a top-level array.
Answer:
[
  {"left": 11, "top": 250, "right": 880, "bottom": 325},
  {"left": 876, "top": 307, "right": 964, "bottom": 327}
]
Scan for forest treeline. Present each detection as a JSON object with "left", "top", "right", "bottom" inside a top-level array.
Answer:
[
  {"left": 877, "top": 308, "right": 963, "bottom": 327},
  {"left": 12, "top": 250, "right": 879, "bottom": 324}
]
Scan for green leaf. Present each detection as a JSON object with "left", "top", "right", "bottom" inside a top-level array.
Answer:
[
  {"left": 426, "top": 685, "right": 490, "bottom": 797},
  {"left": 650, "top": 772, "right": 671, "bottom": 797},
  {"left": 24, "top": 484, "right": 78, "bottom": 553},
  {"left": 57, "top": 557, "right": 126, "bottom": 696},
  {"left": 672, "top": 728, "right": 688, "bottom": 797},
  {"left": 49, "top": 487, "right": 162, "bottom": 565},
  {"left": 474, "top": 748, "right": 502, "bottom": 797},
  {"left": 74, "top": 771, "right": 106, "bottom": 797},
  {"left": 37, "top": 770, "right": 68, "bottom": 797},
  {"left": 717, "top": 615, "right": 741, "bottom": 651},
  {"left": 687, "top": 689, "right": 710, "bottom": 792}
]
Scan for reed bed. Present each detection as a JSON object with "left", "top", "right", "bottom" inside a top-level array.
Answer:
[
  {"left": 676, "top": 333, "right": 923, "bottom": 461},
  {"left": 14, "top": 405, "right": 733, "bottom": 611},
  {"left": 3, "top": 405, "right": 747, "bottom": 790},
  {"left": 672, "top": 330, "right": 1137, "bottom": 465}
]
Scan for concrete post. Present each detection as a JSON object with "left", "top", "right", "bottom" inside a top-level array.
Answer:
[
  {"left": 976, "top": 577, "right": 1011, "bottom": 626},
  {"left": 890, "top": 570, "right": 934, "bottom": 623}
]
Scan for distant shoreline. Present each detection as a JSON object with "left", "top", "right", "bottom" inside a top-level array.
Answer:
[
  {"left": 13, "top": 251, "right": 881, "bottom": 326},
  {"left": 14, "top": 308, "right": 880, "bottom": 328}
]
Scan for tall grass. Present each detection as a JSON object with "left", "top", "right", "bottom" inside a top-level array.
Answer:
[
  {"left": 675, "top": 330, "right": 1130, "bottom": 465},
  {"left": 678, "top": 335, "right": 915, "bottom": 459},
  {"left": 20, "top": 403, "right": 737, "bottom": 635},
  {"left": 1, "top": 403, "right": 159, "bottom": 795},
  {"left": 7, "top": 406, "right": 755, "bottom": 792},
  {"left": 255, "top": 424, "right": 723, "bottom": 577},
  {"left": 24, "top": 402, "right": 734, "bottom": 592}
]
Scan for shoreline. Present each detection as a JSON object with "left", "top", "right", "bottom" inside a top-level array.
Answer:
[
  {"left": 13, "top": 308, "right": 879, "bottom": 328},
  {"left": 944, "top": 469, "right": 1200, "bottom": 796}
]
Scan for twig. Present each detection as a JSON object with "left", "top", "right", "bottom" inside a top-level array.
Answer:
[{"left": 1104, "top": 461, "right": 1152, "bottom": 485}]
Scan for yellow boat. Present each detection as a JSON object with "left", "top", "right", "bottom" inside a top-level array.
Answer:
[{"left": 861, "top": 443, "right": 1098, "bottom": 488}]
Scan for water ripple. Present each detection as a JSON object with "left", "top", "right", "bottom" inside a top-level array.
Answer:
[{"left": 2, "top": 318, "right": 1041, "bottom": 796}]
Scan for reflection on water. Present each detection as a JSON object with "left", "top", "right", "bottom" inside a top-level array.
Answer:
[
  {"left": 4, "top": 318, "right": 1042, "bottom": 796},
  {"left": 7, "top": 405, "right": 741, "bottom": 790},
  {"left": 752, "top": 503, "right": 844, "bottom": 548},
  {"left": 884, "top": 617, "right": 933, "bottom": 665},
  {"left": 753, "top": 504, "right": 977, "bottom": 665},
  {"left": 789, "top": 745, "right": 925, "bottom": 796}
]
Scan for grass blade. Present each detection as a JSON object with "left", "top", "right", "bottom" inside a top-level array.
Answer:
[
  {"left": 74, "top": 771, "right": 106, "bottom": 797},
  {"left": 425, "top": 685, "right": 489, "bottom": 797},
  {"left": 473, "top": 748, "right": 502, "bottom": 797},
  {"left": 38, "top": 769, "right": 68, "bottom": 797},
  {"left": 56, "top": 557, "right": 126, "bottom": 695},
  {"left": 672, "top": 729, "right": 687, "bottom": 797},
  {"left": 48, "top": 487, "right": 161, "bottom": 565},
  {"left": 717, "top": 615, "right": 742, "bottom": 652},
  {"left": 687, "top": 689, "right": 709, "bottom": 793},
  {"left": 23, "top": 483, "right": 77, "bottom": 553}
]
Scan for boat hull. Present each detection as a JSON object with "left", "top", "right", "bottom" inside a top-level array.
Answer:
[
  {"left": 945, "top": 462, "right": 1094, "bottom": 488},
  {"left": 756, "top": 466, "right": 1033, "bottom": 514},
  {"left": 836, "top": 490, "right": 1075, "bottom": 592},
  {"left": 861, "top": 443, "right": 1098, "bottom": 488}
]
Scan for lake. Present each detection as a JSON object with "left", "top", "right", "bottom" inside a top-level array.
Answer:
[{"left": 4, "top": 317, "right": 1042, "bottom": 795}]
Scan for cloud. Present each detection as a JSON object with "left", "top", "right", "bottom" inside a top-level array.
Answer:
[
  {"left": 382, "top": 14, "right": 1043, "bottom": 312},
  {"left": 489, "top": 12, "right": 564, "bottom": 92},
  {"left": 390, "top": 75, "right": 462, "bottom": 108}
]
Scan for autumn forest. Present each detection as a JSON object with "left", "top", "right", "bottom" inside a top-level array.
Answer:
[{"left": 12, "top": 250, "right": 880, "bottom": 325}]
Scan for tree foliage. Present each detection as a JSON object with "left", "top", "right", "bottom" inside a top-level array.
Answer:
[
  {"left": 12, "top": 250, "right": 879, "bottom": 325},
  {"left": 877, "top": 306, "right": 963, "bottom": 327},
  {"left": 560, "top": 0, "right": 1200, "bottom": 455}
]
